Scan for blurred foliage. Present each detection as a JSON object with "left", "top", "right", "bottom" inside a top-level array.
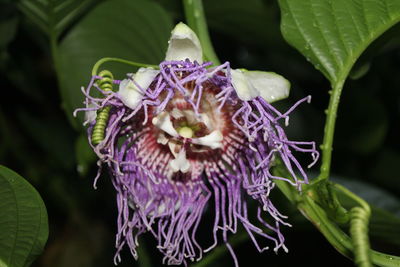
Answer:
[{"left": 0, "top": 0, "right": 399, "bottom": 266}]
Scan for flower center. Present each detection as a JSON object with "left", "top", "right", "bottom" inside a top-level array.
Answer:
[{"left": 152, "top": 105, "right": 224, "bottom": 173}]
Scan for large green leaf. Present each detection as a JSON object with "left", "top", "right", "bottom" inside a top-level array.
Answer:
[
  {"left": 279, "top": 0, "right": 400, "bottom": 85},
  {"left": 18, "top": 0, "right": 95, "bottom": 38},
  {"left": 56, "top": 0, "right": 172, "bottom": 127},
  {"left": 0, "top": 166, "right": 48, "bottom": 267}
]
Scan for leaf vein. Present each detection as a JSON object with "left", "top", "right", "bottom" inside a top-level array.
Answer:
[
  {"left": 22, "top": 191, "right": 43, "bottom": 267},
  {"left": 283, "top": 1, "right": 329, "bottom": 77},
  {"left": 359, "top": 0, "right": 372, "bottom": 38},
  {"left": 328, "top": 0, "right": 351, "bottom": 58},
  {"left": 343, "top": 0, "right": 364, "bottom": 43},
  {"left": 309, "top": 0, "right": 340, "bottom": 79}
]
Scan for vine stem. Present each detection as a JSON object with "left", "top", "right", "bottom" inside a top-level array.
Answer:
[
  {"left": 334, "top": 184, "right": 372, "bottom": 267},
  {"left": 274, "top": 175, "right": 400, "bottom": 267},
  {"left": 183, "top": 0, "right": 221, "bottom": 65},
  {"left": 299, "top": 191, "right": 400, "bottom": 267},
  {"left": 315, "top": 79, "right": 345, "bottom": 183}
]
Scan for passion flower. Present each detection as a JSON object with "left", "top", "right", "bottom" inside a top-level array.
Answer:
[{"left": 75, "top": 22, "right": 319, "bottom": 266}]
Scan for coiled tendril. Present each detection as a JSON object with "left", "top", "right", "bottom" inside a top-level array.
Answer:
[
  {"left": 350, "top": 206, "right": 372, "bottom": 267},
  {"left": 91, "top": 70, "right": 114, "bottom": 145}
]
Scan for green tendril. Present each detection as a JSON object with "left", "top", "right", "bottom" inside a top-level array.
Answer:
[
  {"left": 91, "top": 57, "right": 158, "bottom": 77},
  {"left": 91, "top": 70, "right": 114, "bottom": 145},
  {"left": 89, "top": 57, "right": 157, "bottom": 145},
  {"left": 350, "top": 206, "right": 372, "bottom": 267},
  {"left": 333, "top": 183, "right": 373, "bottom": 267}
]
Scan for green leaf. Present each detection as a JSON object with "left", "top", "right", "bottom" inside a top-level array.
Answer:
[
  {"left": 279, "top": 0, "right": 400, "bottom": 85},
  {"left": 279, "top": 0, "right": 400, "bottom": 182},
  {"left": 18, "top": 0, "right": 96, "bottom": 38},
  {"left": 56, "top": 0, "right": 172, "bottom": 127},
  {"left": 0, "top": 166, "right": 48, "bottom": 267}
]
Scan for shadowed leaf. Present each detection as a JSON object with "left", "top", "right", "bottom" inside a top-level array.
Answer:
[{"left": 0, "top": 166, "right": 48, "bottom": 267}]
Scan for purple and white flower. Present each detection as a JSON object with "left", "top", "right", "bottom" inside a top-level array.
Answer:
[{"left": 76, "top": 22, "right": 319, "bottom": 266}]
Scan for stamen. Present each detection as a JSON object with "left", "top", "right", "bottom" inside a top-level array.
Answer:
[
  {"left": 191, "top": 130, "right": 223, "bottom": 149},
  {"left": 152, "top": 112, "right": 179, "bottom": 137}
]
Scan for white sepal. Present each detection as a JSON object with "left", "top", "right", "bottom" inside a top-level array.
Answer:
[
  {"left": 230, "top": 69, "right": 259, "bottom": 101},
  {"left": 118, "top": 67, "right": 159, "bottom": 110},
  {"left": 244, "top": 71, "right": 290, "bottom": 103},
  {"left": 165, "top": 22, "right": 203, "bottom": 63}
]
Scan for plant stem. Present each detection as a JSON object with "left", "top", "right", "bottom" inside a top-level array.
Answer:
[
  {"left": 274, "top": 168, "right": 400, "bottom": 267},
  {"left": 315, "top": 79, "right": 345, "bottom": 183},
  {"left": 183, "top": 0, "right": 220, "bottom": 65},
  {"left": 335, "top": 184, "right": 372, "bottom": 267},
  {"left": 300, "top": 194, "right": 400, "bottom": 267}
]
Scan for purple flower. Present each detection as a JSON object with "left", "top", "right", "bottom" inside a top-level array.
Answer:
[{"left": 75, "top": 23, "right": 319, "bottom": 266}]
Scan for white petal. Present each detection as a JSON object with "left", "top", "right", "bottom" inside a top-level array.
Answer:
[
  {"left": 244, "top": 71, "right": 290, "bottom": 103},
  {"left": 165, "top": 22, "right": 203, "bottom": 63},
  {"left": 118, "top": 67, "right": 159, "bottom": 109},
  {"left": 152, "top": 112, "right": 179, "bottom": 137},
  {"left": 231, "top": 69, "right": 259, "bottom": 101},
  {"left": 191, "top": 130, "right": 223, "bottom": 149}
]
